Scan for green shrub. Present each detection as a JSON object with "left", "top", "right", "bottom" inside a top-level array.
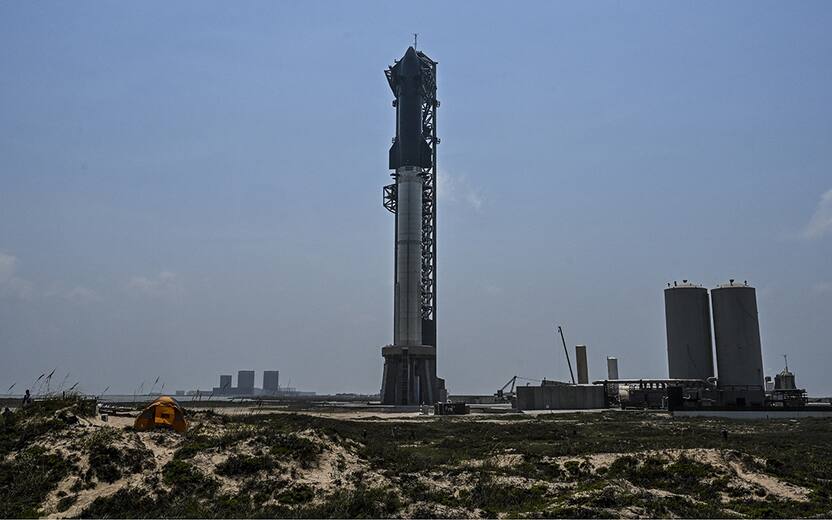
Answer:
[
  {"left": 174, "top": 426, "right": 256, "bottom": 460},
  {"left": 260, "top": 432, "right": 322, "bottom": 468},
  {"left": 86, "top": 429, "right": 153, "bottom": 484},
  {"left": 463, "top": 473, "right": 549, "bottom": 513},
  {"left": 81, "top": 487, "right": 164, "bottom": 518},
  {"left": 297, "top": 485, "right": 400, "bottom": 518},
  {"left": 0, "top": 446, "right": 74, "bottom": 518},
  {"left": 608, "top": 455, "right": 719, "bottom": 499},
  {"left": 0, "top": 416, "right": 66, "bottom": 457},
  {"left": 162, "top": 459, "right": 219, "bottom": 495},
  {"left": 277, "top": 484, "right": 315, "bottom": 505},
  {"left": 215, "top": 454, "right": 278, "bottom": 477}
]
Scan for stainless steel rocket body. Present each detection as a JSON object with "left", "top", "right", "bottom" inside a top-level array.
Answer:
[{"left": 394, "top": 166, "right": 424, "bottom": 346}]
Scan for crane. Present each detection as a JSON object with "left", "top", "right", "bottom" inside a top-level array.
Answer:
[
  {"left": 557, "top": 325, "right": 576, "bottom": 385},
  {"left": 495, "top": 375, "right": 541, "bottom": 401},
  {"left": 496, "top": 376, "right": 517, "bottom": 400}
]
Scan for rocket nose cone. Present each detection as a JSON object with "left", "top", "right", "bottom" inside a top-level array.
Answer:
[{"left": 399, "top": 46, "right": 421, "bottom": 76}]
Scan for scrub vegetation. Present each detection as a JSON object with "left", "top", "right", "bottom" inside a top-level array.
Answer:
[{"left": 2, "top": 399, "right": 832, "bottom": 518}]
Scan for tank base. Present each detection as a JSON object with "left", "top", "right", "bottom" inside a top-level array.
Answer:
[{"left": 380, "top": 345, "right": 446, "bottom": 405}]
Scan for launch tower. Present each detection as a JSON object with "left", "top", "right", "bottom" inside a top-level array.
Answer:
[{"left": 380, "top": 47, "right": 445, "bottom": 405}]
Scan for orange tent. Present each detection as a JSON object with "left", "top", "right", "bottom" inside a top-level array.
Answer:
[{"left": 134, "top": 396, "right": 187, "bottom": 433}]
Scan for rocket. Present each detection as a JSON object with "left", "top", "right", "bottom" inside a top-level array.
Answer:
[
  {"left": 387, "top": 47, "right": 432, "bottom": 347},
  {"left": 380, "top": 46, "right": 443, "bottom": 406}
]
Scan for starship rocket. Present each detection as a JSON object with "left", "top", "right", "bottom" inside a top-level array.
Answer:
[{"left": 380, "top": 47, "right": 445, "bottom": 405}]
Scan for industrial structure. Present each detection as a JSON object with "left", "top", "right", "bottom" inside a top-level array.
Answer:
[
  {"left": 660, "top": 280, "right": 768, "bottom": 408},
  {"left": 606, "top": 357, "right": 619, "bottom": 380},
  {"left": 515, "top": 381, "right": 606, "bottom": 410},
  {"left": 769, "top": 356, "right": 806, "bottom": 407},
  {"left": 664, "top": 281, "right": 714, "bottom": 380},
  {"left": 589, "top": 279, "right": 818, "bottom": 414},
  {"left": 575, "top": 345, "right": 589, "bottom": 384},
  {"left": 711, "top": 281, "right": 765, "bottom": 406},
  {"left": 379, "top": 47, "right": 446, "bottom": 405},
  {"left": 237, "top": 370, "right": 255, "bottom": 394},
  {"left": 775, "top": 359, "right": 796, "bottom": 390},
  {"left": 263, "top": 370, "right": 280, "bottom": 395},
  {"left": 514, "top": 343, "right": 607, "bottom": 410},
  {"left": 212, "top": 370, "right": 285, "bottom": 397}
]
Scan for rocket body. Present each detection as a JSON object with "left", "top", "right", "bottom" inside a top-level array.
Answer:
[
  {"left": 388, "top": 46, "right": 431, "bottom": 347},
  {"left": 394, "top": 166, "right": 423, "bottom": 346}
]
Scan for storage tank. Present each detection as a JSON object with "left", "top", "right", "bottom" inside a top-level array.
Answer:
[
  {"left": 606, "top": 357, "right": 619, "bottom": 380},
  {"left": 575, "top": 345, "right": 589, "bottom": 384},
  {"left": 664, "top": 281, "right": 714, "bottom": 380},
  {"left": 774, "top": 368, "right": 796, "bottom": 390},
  {"left": 711, "top": 281, "right": 764, "bottom": 389}
]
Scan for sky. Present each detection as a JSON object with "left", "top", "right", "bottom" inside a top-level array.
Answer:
[{"left": 1, "top": 1, "right": 831, "bottom": 396}]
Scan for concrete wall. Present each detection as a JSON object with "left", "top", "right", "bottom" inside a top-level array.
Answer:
[{"left": 515, "top": 384, "right": 606, "bottom": 410}]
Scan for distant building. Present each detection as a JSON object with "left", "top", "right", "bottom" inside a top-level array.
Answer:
[
  {"left": 212, "top": 372, "right": 255, "bottom": 396},
  {"left": 238, "top": 370, "right": 255, "bottom": 392},
  {"left": 263, "top": 371, "right": 280, "bottom": 395},
  {"left": 212, "top": 374, "right": 234, "bottom": 396},
  {"left": 209, "top": 369, "right": 310, "bottom": 398}
]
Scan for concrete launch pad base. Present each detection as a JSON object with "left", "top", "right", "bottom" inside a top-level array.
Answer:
[{"left": 380, "top": 345, "right": 446, "bottom": 405}]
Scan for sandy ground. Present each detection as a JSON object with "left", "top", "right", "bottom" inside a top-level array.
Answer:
[
  {"left": 35, "top": 412, "right": 394, "bottom": 518},
  {"left": 545, "top": 448, "right": 810, "bottom": 503},
  {"left": 22, "top": 405, "right": 817, "bottom": 518}
]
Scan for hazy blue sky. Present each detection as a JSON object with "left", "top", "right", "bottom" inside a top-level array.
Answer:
[{"left": 1, "top": 2, "right": 831, "bottom": 396}]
